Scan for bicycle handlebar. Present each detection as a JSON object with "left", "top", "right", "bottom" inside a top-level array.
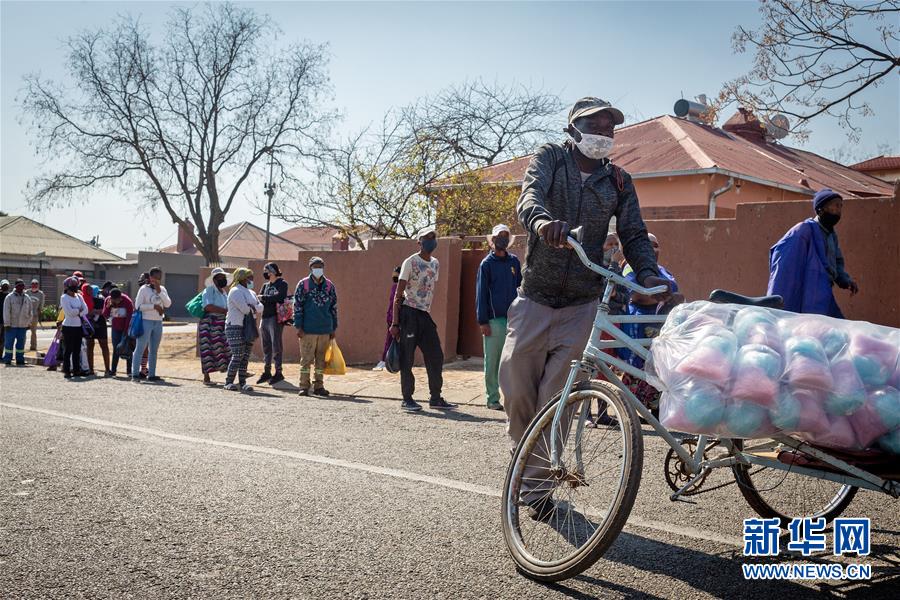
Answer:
[{"left": 566, "top": 227, "right": 669, "bottom": 297}]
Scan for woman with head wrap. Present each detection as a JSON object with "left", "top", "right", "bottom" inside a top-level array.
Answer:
[
  {"left": 224, "top": 268, "right": 263, "bottom": 392},
  {"left": 199, "top": 268, "right": 231, "bottom": 385}
]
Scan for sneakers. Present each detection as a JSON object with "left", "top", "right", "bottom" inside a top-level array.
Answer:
[
  {"left": 256, "top": 371, "right": 272, "bottom": 384},
  {"left": 526, "top": 496, "right": 557, "bottom": 522},
  {"left": 147, "top": 376, "right": 163, "bottom": 382},
  {"left": 429, "top": 398, "right": 457, "bottom": 410},
  {"left": 401, "top": 399, "right": 423, "bottom": 412},
  {"left": 313, "top": 388, "right": 330, "bottom": 397},
  {"left": 269, "top": 372, "right": 285, "bottom": 385},
  {"left": 486, "top": 402, "right": 504, "bottom": 411},
  {"left": 241, "top": 384, "right": 253, "bottom": 393},
  {"left": 372, "top": 361, "right": 386, "bottom": 371},
  {"left": 298, "top": 388, "right": 310, "bottom": 397},
  {"left": 224, "top": 383, "right": 239, "bottom": 391}
]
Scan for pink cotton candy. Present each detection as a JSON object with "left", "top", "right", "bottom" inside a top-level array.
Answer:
[
  {"left": 786, "top": 355, "right": 834, "bottom": 391},
  {"left": 675, "top": 347, "right": 733, "bottom": 387},
  {"left": 731, "top": 366, "right": 779, "bottom": 407},
  {"left": 794, "top": 388, "right": 831, "bottom": 434},
  {"left": 809, "top": 416, "right": 860, "bottom": 450},
  {"left": 850, "top": 334, "right": 900, "bottom": 371},
  {"left": 847, "top": 397, "right": 892, "bottom": 449}
]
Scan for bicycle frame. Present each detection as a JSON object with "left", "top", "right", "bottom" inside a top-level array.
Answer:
[{"left": 548, "top": 236, "right": 900, "bottom": 500}]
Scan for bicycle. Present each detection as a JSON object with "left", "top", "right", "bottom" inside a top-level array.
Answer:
[{"left": 501, "top": 226, "right": 900, "bottom": 582}]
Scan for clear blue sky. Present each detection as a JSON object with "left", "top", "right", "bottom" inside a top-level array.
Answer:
[{"left": 2, "top": 1, "right": 898, "bottom": 257}]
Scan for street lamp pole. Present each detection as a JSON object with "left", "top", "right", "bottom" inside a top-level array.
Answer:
[{"left": 263, "top": 151, "right": 276, "bottom": 261}]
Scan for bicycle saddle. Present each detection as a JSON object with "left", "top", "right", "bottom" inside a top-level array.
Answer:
[{"left": 708, "top": 289, "right": 784, "bottom": 309}]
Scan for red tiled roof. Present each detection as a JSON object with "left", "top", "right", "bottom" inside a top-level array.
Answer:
[
  {"left": 850, "top": 155, "right": 900, "bottom": 172},
  {"left": 161, "top": 221, "right": 303, "bottom": 261},
  {"left": 277, "top": 226, "right": 340, "bottom": 249},
  {"left": 463, "top": 115, "right": 894, "bottom": 200}
]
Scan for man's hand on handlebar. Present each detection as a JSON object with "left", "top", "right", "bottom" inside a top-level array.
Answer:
[
  {"left": 642, "top": 275, "right": 673, "bottom": 303},
  {"left": 538, "top": 220, "right": 570, "bottom": 249}
]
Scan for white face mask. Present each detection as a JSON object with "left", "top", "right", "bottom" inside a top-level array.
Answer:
[
  {"left": 311, "top": 268, "right": 324, "bottom": 279},
  {"left": 247, "top": 281, "right": 254, "bottom": 290},
  {"left": 571, "top": 125, "right": 614, "bottom": 160}
]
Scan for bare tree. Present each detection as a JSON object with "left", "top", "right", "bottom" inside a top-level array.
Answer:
[
  {"left": 275, "top": 80, "right": 560, "bottom": 240},
  {"left": 21, "top": 3, "right": 333, "bottom": 264},
  {"left": 716, "top": 0, "right": 899, "bottom": 140},
  {"left": 401, "top": 79, "right": 562, "bottom": 170},
  {"left": 271, "top": 115, "right": 446, "bottom": 246}
]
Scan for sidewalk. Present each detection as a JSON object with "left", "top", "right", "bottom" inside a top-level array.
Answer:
[{"left": 25, "top": 327, "right": 491, "bottom": 407}]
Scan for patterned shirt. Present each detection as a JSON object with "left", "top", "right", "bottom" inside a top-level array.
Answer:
[{"left": 400, "top": 254, "right": 439, "bottom": 313}]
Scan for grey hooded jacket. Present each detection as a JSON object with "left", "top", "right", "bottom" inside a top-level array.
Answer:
[{"left": 517, "top": 141, "right": 659, "bottom": 308}]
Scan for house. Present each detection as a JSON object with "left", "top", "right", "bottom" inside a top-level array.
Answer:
[
  {"left": 850, "top": 155, "right": 900, "bottom": 185},
  {"left": 0, "top": 215, "right": 122, "bottom": 302},
  {"left": 162, "top": 221, "right": 306, "bottom": 263},
  {"left": 277, "top": 225, "right": 371, "bottom": 251},
  {"left": 449, "top": 109, "right": 894, "bottom": 221}
]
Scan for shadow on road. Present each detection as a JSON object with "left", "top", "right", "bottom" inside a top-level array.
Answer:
[
  {"left": 539, "top": 530, "right": 897, "bottom": 599},
  {"left": 410, "top": 409, "right": 505, "bottom": 424}
]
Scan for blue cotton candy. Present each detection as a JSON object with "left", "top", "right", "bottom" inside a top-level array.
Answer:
[
  {"left": 877, "top": 428, "right": 900, "bottom": 454},
  {"left": 725, "top": 402, "right": 769, "bottom": 438},
  {"left": 770, "top": 390, "right": 801, "bottom": 431}
]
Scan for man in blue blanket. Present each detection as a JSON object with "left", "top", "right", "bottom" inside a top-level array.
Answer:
[{"left": 768, "top": 189, "right": 859, "bottom": 318}]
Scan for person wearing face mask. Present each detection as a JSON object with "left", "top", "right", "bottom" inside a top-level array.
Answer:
[
  {"left": 198, "top": 268, "right": 231, "bottom": 385},
  {"left": 293, "top": 257, "right": 338, "bottom": 397},
  {"left": 3, "top": 280, "right": 34, "bottom": 366},
  {"left": 131, "top": 266, "right": 172, "bottom": 383},
  {"left": 25, "top": 279, "right": 45, "bottom": 352},
  {"left": 391, "top": 227, "right": 456, "bottom": 412},
  {"left": 476, "top": 224, "right": 522, "bottom": 410},
  {"left": 257, "top": 262, "right": 289, "bottom": 385},
  {"left": 500, "top": 97, "right": 671, "bottom": 520},
  {"left": 768, "top": 189, "right": 859, "bottom": 318},
  {"left": 224, "top": 268, "right": 263, "bottom": 392},
  {"left": 374, "top": 266, "right": 402, "bottom": 371},
  {"left": 102, "top": 287, "right": 134, "bottom": 377}
]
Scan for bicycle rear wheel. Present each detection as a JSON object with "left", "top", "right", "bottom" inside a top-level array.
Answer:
[
  {"left": 732, "top": 440, "right": 858, "bottom": 528},
  {"left": 501, "top": 380, "right": 643, "bottom": 582}
]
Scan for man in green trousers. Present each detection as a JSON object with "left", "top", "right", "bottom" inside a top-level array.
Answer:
[{"left": 476, "top": 224, "right": 522, "bottom": 410}]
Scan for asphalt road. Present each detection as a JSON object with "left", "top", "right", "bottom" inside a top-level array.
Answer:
[{"left": 2, "top": 366, "right": 898, "bottom": 599}]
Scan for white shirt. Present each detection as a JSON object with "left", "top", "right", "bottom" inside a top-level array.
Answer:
[
  {"left": 133, "top": 284, "right": 172, "bottom": 321},
  {"left": 400, "top": 253, "right": 439, "bottom": 313},
  {"left": 60, "top": 293, "right": 88, "bottom": 327},
  {"left": 226, "top": 285, "right": 263, "bottom": 326}
]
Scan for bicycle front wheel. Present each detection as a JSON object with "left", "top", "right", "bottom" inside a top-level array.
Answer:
[
  {"left": 501, "top": 380, "right": 643, "bottom": 582},
  {"left": 732, "top": 440, "right": 858, "bottom": 528}
]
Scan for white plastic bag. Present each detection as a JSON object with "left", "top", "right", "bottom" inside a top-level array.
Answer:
[{"left": 647, "top": 301, "right": 900, "bottom": 453}]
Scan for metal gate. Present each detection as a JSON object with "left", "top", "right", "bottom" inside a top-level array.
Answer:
[{"left": 163, "top": 273, "right": 199, "bottom": 318}]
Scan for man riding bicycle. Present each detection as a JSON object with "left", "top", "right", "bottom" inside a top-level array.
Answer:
[{"left": 498, "top": 96, "right": 671, "bottom": 519}]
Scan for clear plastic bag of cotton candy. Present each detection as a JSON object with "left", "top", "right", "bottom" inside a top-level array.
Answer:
[{"left": 646, "top": 301, "right": 900, "bottom": 454}]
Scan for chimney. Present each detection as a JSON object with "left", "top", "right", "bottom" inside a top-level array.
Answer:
[
  {"left": 722, "top": 108, "right": 767, "bottom": 143},
  {"left": 332, "top": 233, "right": 349, "bottom": 251},
  {"left": 177, "top": 219, "right": 195, "bottom": 252}
]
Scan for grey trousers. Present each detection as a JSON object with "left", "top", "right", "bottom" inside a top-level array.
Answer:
[
  {"left": 260, "top": 316, "right": 284, "bottom": 372},
  {"left": 499, "top": 294, "right": 596, "bottom": 500}
]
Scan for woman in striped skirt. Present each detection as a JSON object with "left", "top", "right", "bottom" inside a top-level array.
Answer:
[
  {"left": 200, "top": 268, "right": 231, "bottom": 385},
  {"left": 224, "top": 268, "right": 263, "bottom": 392}
]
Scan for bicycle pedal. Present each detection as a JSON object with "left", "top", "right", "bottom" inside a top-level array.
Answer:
[{"left": 670, "top": 495, "right": 698, "bottom": 505}]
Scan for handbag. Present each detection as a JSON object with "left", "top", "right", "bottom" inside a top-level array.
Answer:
[
  {"left": 242, "top": 312, "right": 259, "bottom": 343},
  {"left": 276, "top": 297, "right": 294, "bottom": 325},
  {"left": 80, "top": 316, "right": 94, "bottom": 337},
  {"left": 116, "top": 334, "right": 136, "bottom": 359},
  {"left": 186, "top": 292, "right": 205, "bottom": 318},
  {"left": 385, "top": 338, "right": 401, "bottom": 374},
  {"left": 43, "top": 331, "right": 61, "bottom": 367},
  {"left": 128, "top": 311, "right": 144, "bottom": 338}
]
